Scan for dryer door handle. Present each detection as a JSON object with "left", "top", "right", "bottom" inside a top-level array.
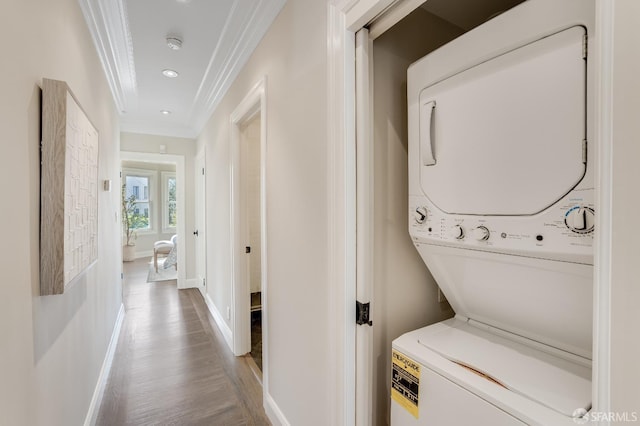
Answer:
[{"left": 421, "top": 100, "right": 436, "bottom": 166}]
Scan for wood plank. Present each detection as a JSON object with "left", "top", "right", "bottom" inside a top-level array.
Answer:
[{"left": 96, "top": 258, "right": 270, "bottom": 425}]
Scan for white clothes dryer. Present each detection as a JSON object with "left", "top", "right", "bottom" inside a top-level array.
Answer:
[{"left": 394, "top": 0, "right": 596, "bottom": 424}]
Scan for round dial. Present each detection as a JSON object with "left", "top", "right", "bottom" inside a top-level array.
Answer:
[
  {"left": 564, "top": 206, "right": 595, "bottom": 234},
  {"left": 449, "top": 225, "right": 464, "bottom": 240},
  {"left": 414, "top": 206, "right": 428, "bottom": 224},
  {"left": 472, "top": 226, "right": 490, "bottom": 241}
]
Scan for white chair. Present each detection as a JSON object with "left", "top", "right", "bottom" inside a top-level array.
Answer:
[{"left": 153, "top": 235, "right": 176, "bottom": 272}]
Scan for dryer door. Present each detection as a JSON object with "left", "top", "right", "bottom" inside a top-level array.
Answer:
[{"left": 418, "top": 26, "right": 586, "bottom": 216}]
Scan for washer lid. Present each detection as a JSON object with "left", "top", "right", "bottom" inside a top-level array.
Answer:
[
  {"left": 417, "top": 320, "right": 592, "bottom": 418},
  {"left": 418, "top": 26, "right": 586, "bottom": 216},
  {"left": 415, "top": 244, "right": 593, "bottom": 359}
]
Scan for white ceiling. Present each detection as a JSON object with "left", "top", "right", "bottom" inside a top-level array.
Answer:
[{"left": 79, "top": 0, "right": 287, "bottom": 139}]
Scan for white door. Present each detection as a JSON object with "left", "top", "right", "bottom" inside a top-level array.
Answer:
[
  {"left": 355, "top": 27, "right": 374, "bottom": 426},
  {"left": 240, "top": 115, "right": 262, "bottom": 296},
  {"left": 240, "top": 114, "right": 263, "bottom": 365},
  {"left": 230, "top": 80, "right": 266, "bottom": 357},
  {"left": 195, "top": 148, "right": 206, "bottom": 291}
]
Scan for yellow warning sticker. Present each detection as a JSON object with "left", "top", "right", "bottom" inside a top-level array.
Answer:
[{"left": 391, "top": 349, "right": 420, "bottom": 419}]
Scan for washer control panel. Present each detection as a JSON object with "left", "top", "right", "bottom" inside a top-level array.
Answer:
[
  {"left": 409, "top": 190, "right": 594, "bottom": 264},
  {"left": 564, "top": 206, "right": 595, "bottom": 234}
]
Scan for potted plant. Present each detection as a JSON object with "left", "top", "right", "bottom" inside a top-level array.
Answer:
[{"left": 121, "top": 184, "right": 147, "bottom": 261}]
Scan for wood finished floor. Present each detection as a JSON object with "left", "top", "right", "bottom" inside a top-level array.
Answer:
[{"left": 96, "top": 258, "right": 270, "bottom": 426}]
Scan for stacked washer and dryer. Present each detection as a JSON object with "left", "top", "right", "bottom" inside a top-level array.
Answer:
[{"left": 392, "top": 0, "right": 596, "bottom": 424}]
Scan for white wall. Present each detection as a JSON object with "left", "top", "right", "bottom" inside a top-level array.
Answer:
[
  {"left": 371, "top": 9, "right": 462, "bottom": 425},
  {"left": 610, "top": 0, "right": 640, "bottom": 416},
  {"left": 196, "top": 0, "right": 330, "bottom": 423},
  {"left": 121, "top": 132, "right": 197, "bottom": 280},
  {"left": 122, "top": 160, "right": 176, "bottom": 256},
  {"left": 0, "top": 0, "right": 122, "bottom": 424}
]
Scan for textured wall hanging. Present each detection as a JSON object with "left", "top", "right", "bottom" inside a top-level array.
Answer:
[{"left": 40, "top": 78, "right": 99, "bottom": 295}]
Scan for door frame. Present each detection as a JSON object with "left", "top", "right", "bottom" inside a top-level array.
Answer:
[
  {"left": 229, "top": 77, "right": 268, "bottom": 376},
  {"left": 354, "top": 27, "right": 374, "bottom": 426},
  {"left": 195, "top": 146, "right": 207, "bottom": 294},
  {"left": 119, "top": 151, "right": 187, "bottom": 289},
  {"left": 327, "top": 0, "right": 615, "bottom": 424}
]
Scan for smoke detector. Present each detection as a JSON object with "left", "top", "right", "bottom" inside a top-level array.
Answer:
[{"left": 166, "top": 36, "right": 183, "bottom": 50}]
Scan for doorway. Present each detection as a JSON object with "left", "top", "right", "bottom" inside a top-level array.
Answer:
[
  {"left": 195, "top": 148, "right": 206, "bottom": 293},
  {"left": 240, "top": 114, "right": 263, "bottom": 372},
  {"left": 229, "top": 78, "right": 268, "bottom": 387},
  {"left": 120, "top": 151, "right": 187, "bottom": 289},
  {"left": 354, "top": 2, "right": 528, "bottom": 424}
]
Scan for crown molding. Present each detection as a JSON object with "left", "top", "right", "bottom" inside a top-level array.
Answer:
[
  {"left": 79, "top": 0, "right": 283, "bottom": 137},
  {"left": 78, "top": 0, "right": 137, "bottom": 113},
  {"left": 191, "top": 0, "right": 286, "bottom": 133}
]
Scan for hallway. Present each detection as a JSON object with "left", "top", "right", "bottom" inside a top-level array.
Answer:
[{"left": 96, "top": 258, "right": 269, "bottom": 425}]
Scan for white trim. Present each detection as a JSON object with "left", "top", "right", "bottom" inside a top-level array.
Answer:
[
  {"left": 344, "top": 0, "right": 396, "bottom": 31},
  {"left": 229, "top": 77, "right": 272, "bottom": 420},
  {"left": 83, "top": 303, "right": 125, "bottom": 426},
  {"left": 160, "top": 171, "right": 177, "bottom": 233},
  {"left": 229, "top": 76, "right": 268, "bottom": 358},
  {"left": 82, "top": 0, "right": 284, "bottom": 137},
  {"left": 264, "top": 392, "right": 291, "bottom": 426},
  {"left": 120, "top": 152, "right": 187, "bottom": 290},
  {"left": 354, "top": 27, "right": 374, "bottom": 426},
  {"left": 367, "top": 0, "right": 424, "bottom": 39},
  {"left": 257, "top": 81, "right": 270, "bottom": 399},
  {"left": 78, "top": 0, "right": 136, "bottom": 113},
  {"left": 191, "top": 0, "right": 286, "bottom": 134},
  {"left": 183, "top": 278, "right": 201, "bottom": 290},
  {"left": 134, "top": 250, "right": 153, "bottom": 259},
  {"left": 593, "top": 0, "right": 613, "bottom": 416},
  {"left": 121, "top": 166, "right": 155, "bottom": 176},
  {"left": 195, "top": 147, "right": 208, "bottom": 301},
  {"left": 205, "top": 293, "right": 233, "bottom": 351},
  {"left": 327, "top": 2, "right": 357, "bottom": 425}
]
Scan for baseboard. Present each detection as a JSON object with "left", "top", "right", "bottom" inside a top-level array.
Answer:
[
  {"left": 204, "top": 294, "right": 233, "bottom": 352},
  {"left": 181, "top": 278, "right": 200, "bottom": 290},
  {"left": 135, "top": 250, "right": 153, "bottom": 259},
  {"left": 264, "top": 392, "right": 290, "bottom": 426},
  {"left": 84, "top": 303, "right": 125, "bottom": 426}
]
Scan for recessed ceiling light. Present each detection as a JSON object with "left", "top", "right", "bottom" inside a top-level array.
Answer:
[
  {"left": 160, "top": 110, "right": 172, "bottom": 115},
  {"left": 166, "top": 36, "right": 183, "bottom": 50},
  {"left": 162, "top": 69, "right": 179, "bottom": 78}
]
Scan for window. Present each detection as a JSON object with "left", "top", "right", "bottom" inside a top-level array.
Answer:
[
  {"left": 123, "top": 170, "right": 154, "bottom": 232},
  {"left": 162, "top": 172, "right": 177, "bottom": 232},
  {"left": 123, "top": 167, "right": 175, "bottom": 234}
]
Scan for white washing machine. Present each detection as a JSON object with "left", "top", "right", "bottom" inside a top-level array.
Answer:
[{"left": 394, "top": 0, "right": 596, "bottom": 424}]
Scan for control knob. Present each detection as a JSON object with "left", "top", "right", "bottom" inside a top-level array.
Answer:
[
  {"left": 449, "top": 225, "right": 464, "bottom": 240},
  {"left": 565, "top": 206, "right": 595, "bottom": 234},
  {"left": 472, "top": 226, "right": 490, "bottom": 241},
  {"left": 413, "top": 206, "right": 428, "bottom": 224}
]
